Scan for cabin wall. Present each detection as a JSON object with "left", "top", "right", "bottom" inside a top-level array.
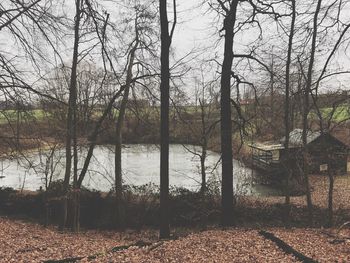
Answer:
[
  {"left": 251, "top": 133, "right": 349, "bottom": 177},
  {"left": 280, "top": 135, "right": 348, "bottom": 175},
  {"left": 307, "top": 135, "right": 348, "bottom": 174}
]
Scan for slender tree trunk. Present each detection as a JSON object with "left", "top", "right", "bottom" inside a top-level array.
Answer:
[
  {"left": 220, "top": 1, "right": 238, "bottom": 226},
  {"left": 284, "top": 0, "right": 296, "bottom": 213},
  {"left": 270, "top": 51, "right": 275, "bottom": 139},
  {"left": 159, "top": 0, "right": 172, "bottom": 239},
  {"left": 72, "top": 56, "right": 79, "bottom": 233},
  {"left": 16, "top": 102, "right": 20, "bottom": 150},
  {"left": 327, "top": 165, "right": 334, "bottom": 227},
  {"left": 302, "top": 0, "right": 322, "bottom": 225},
  {"left": 200, "top": 154, "right": 207, "bottom": 193},
  {"left": 61, "top": 0, "right": 81, "bottom": 231},
  {"left": 200, "top": 99, "right": 207, "bottom": 193},
  {"left": 115, "top": 88, "right": 129, "bottom": 229},
  {"left": 76, "top": 83, "right": 129, "bottom": 188},
  {"left": 115, "top": 41, "right": 137, "bottom": 228}
]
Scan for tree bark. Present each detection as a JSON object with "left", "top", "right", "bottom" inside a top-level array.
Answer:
[
  {"left": 302, "top": 0, "right": 322, "bottom": 225},
  {"left": 200, "top": 99, "right": 207, "bottom": 193},
  {"left": 327, "top": 166, "right": 334, "bottom": 227},
  {"left": 61, "top": 0, "right": 81, "bottom": 231},
  {"left": 72, "top": 35, "right": 80, "bottom": 233},
  {"left": 115, "top": 40, "right": 138, "bottom": 229},
  {"left": 284, "top": 0, "right": 296, "bottom": 213},
  {"left": 220, "top": 0, "right": 238, "bottom": 226},
  {"left": 159, "top": 0, "right": 172, "bottom": 239},
  {"left": 200, "top": 154, "right": 207, "bottom": 193}
]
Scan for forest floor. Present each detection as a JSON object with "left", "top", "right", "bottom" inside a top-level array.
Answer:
[
  {"left": 0, "top": 216, "right": 349, "bottom": 262},
  {"left": 0, "top": 174, "right": 350, "bottom": 263}
]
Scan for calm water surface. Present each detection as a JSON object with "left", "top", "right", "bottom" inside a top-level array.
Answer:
[{"left": 0, "top": 144, "right": 281, "bottom": 196}]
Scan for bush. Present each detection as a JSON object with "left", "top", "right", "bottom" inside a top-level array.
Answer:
[
  {"left": 0, "top": 184, "right": 221, "bottom": 229},
  {"left": 0, "top": 187, "right": 16, "bottom": 200}
]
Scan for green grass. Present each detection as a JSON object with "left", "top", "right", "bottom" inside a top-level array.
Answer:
[
  {"left": 1, "top": 104, "right": 348, "bottom": 126},
  {"left": 0, "top": 109, "right": 49, "bottom": 124},
  {"left": 320, "top": 105, "right": 350, "bottom": 122},
  {"left": 310, "top": 105, "right": 350, "bottom": 123}
]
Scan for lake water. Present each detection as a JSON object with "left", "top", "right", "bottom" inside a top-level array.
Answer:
[{"left": 0, "top": 144, "right": 282, "bottom": 196}]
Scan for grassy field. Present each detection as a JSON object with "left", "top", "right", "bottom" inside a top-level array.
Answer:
[
  {"left": 0, "top": 109, "right": 49, "bottom": 124},
  {"left": 319, "top": 105, "right": 350, "bottom": 122},
  {"left": 1, "top": 104, "right": 349, "bottom": 125},
  {"left": 0, "top": 106, "right": 197, "bottom": 124}
]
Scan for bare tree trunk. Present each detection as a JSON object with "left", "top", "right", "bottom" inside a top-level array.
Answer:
[
  {"left": 200, "top": 99, "right": 207, "bottom": 193},
  {"left": 302, "top": 132, "right": 313, "bottom": 225},
  {"left": 72, "top": 190, "right": 80, "bottom": 232},
  {"left": 115, "top": 89, "right": 129, "bottom": 229},
  {"left": 269, "top": 51, "right": 275, "bottom": 139},
  {"left": 327, "top": 165, "right": 334, "bottom": 227},
  {"left": 76, "top": 84, "right": 128, "bottom": 188},
  {"left": 220, "top": 1, "right": 238, "bottom": 226},
  {"left": 200, "top": 154, "right": 207, "bottom": 192},
  {"left": 302, "top": 0, "right": 322, "bottom": 225},
  {"left": 72, "top": 51, "right": 79, "bottom": 233},
  {"left": 284, "top": 0, "right": 296, "bottom": 214},
  {"left": 115, "top": 40, "right": 138, "bottom": 228},
  {"left": 16, "top": 101, "right": 20, "bottom": 150},
  {"left": 61, "top": 0, "right": 81, "bottom": 231},
  {"left": 159, "top": 0, "right": 176, "bottom": 239}
]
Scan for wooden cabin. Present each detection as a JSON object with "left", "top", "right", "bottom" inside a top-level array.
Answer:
[
  {"left": 249, "top": 143, "right": 285, "bottom": 174},
  {"left": 249, "top": 129, "right": 349, "bottom": 177}
]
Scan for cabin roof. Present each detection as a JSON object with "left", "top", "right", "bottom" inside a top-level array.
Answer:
[
  {"left": 249, "top": 143, "right": 285, "bottom": 151},
  {"left": 280, "top": 129, "right": 321, "bottom": 146},
  {"left": 250, "top": 129, "right": 349, "bottom": 152}
]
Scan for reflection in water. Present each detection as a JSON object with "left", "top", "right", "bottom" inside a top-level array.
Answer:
[{"left": 0, "top": 144, "right": 282, "bottom": 196}]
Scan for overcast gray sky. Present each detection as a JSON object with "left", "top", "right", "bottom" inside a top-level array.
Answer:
[{"left": 1, "top": 0, "right": 350, "bottom": 98}]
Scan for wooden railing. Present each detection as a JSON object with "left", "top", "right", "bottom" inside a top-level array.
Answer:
[{"left": 252, "top": 154, "right": 281, "bottom": 172}]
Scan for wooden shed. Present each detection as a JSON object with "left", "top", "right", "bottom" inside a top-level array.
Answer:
[{"left": 249, "top": 129, "right": 349, "bottom": 176}]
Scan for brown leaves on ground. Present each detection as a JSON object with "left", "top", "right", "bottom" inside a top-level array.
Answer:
[
  {"left": 241, "top": 175, "right": 350, "bottom": 208},
  {"left": 238, "top": 175, "right": 350, "bottom": 225},
  {"left": 89, "top": 229, "right": 298, "bottom": 263},
  {"left": 0, "top": 217, "right": 157, "bottom": 262},
  {"left": 271, "top": 228, "right": 350, "bottom": 263},
  {"left": 1, "top": 217, "right": 349, "bottom": 263},
  {"left": 1, "top": 175, "right": 350, "bottom": 262}
]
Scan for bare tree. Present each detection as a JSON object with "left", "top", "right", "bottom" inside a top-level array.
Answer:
[
  {"left": 283, "top": 0, "right": 296, "bottom": 213},
  {"left": 159, "top": 0, "right": 176, "bottom": 239},
  {"left": 298, "top": 0, "right": 350, "bottom": 225},
  {"left": 114, "top": 14, "right": 141, "bottom": 227},
  {"left": 61, "top": 0, "right": 82, "bottom": 232},
  {"left": 178, "top": 71, "right": 220, "bottom": 193},
  {"left": 1, "top": 0, "right": 67, "bottom": 155},
  {"left": 62, "top": 0, "right": 161, "bottom": 231},
  {"left": 212, "top": 0, "right": 239, "bottom": 227}
]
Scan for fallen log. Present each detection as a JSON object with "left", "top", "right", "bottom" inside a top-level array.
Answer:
[
  {"left": 320, "top": 228, "right": 350, "bottom": 244},
  {"left": 258, "top": 230, "right": 318, "bottom": 263},
  {"left": 44, "top": 256, "right": 84, "bottom": 263},
  {"left": 43, "top": 240, "right": 154, "bottom": 263},
  {"left": 110, "top": 240, "right": 152, "bottom": 252},
  {"left": 147, "top": 241, "right": 164, "bottom": 252},
  {"left": 16, "top": 247, "right": 47, "bottom": 253}
]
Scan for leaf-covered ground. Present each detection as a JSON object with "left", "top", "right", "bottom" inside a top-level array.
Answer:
[
  {"left": 1, "top": 216, "right": 349, "bottom": 262},
  {"left": 88, "top": 229, "right": 298, "bottom": 263},
  {"left": 1, "top": 175, "right": 350, "bottom": 262},
  {"left": 0, "top": 217, "right": 157, "bottom": 262}
]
